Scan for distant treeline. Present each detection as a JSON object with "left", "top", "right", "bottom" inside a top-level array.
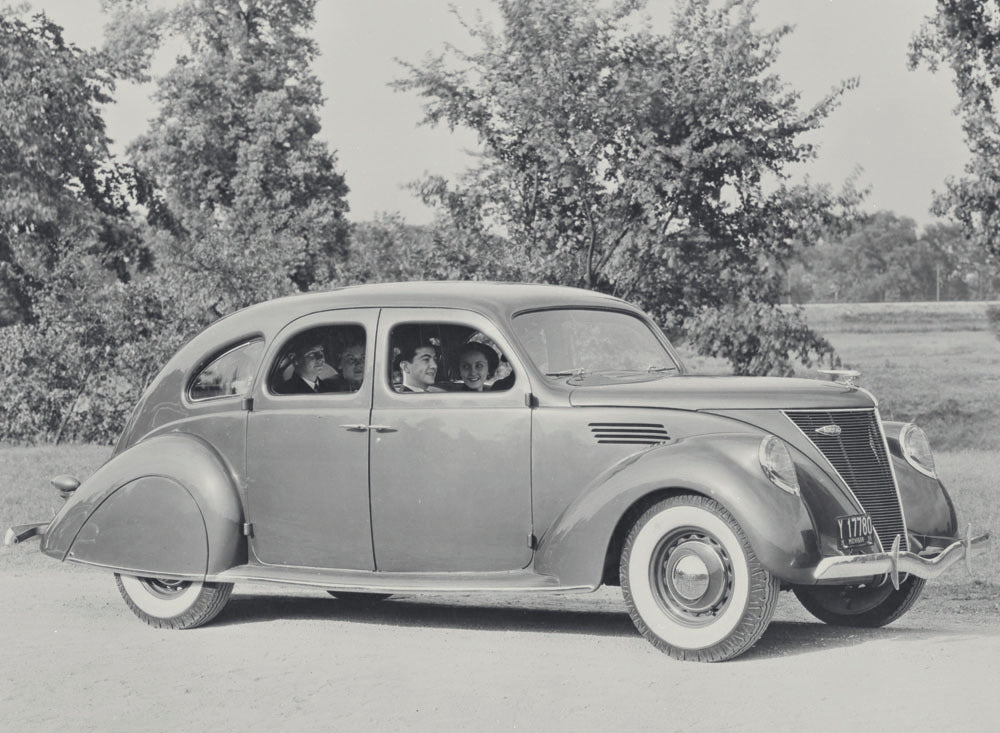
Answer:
[{"left": 787, "top": 212, "right": 1000, "bottom": 304}]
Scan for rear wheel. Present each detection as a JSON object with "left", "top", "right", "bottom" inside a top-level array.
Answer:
[
  {"left": 621, "top": 495, "right": 779, "bottom": 662},
  {"left": 115, "top": 574, "right": 233, "bottom": 629},
  {"left": 793, "top": 576, "right": 925, "bottom": 627}
]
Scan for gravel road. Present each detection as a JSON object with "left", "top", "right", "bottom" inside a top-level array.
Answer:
[{"left": 3, "top": 562, "right": 999, "bottom": 732}]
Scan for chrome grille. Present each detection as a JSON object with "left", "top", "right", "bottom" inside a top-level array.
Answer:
[
  {"left": 785, "top": 409, "right": 907, "bottom": 551},
  {"left": 589, "top": 422, "right": 670, "bottom": 445}
]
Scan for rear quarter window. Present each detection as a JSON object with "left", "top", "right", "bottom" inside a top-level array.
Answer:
[{"left": 188, "top": 339, "right": 265, "bottom": 401}]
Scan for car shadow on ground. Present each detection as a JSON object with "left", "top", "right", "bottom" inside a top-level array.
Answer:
[
  {"left": 212, "top": 591, "right": 969, "bottom": 656},
  {"left": 215, "top": 592, "right": 638, "bottom": 637}
]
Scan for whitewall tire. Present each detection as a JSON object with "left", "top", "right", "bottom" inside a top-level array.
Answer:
[
  {"left": 621, "top": 494, "right": 779, "bottom": 662},
  {"left": 115, "top": 574, "right": 233, "bottom": 629}
]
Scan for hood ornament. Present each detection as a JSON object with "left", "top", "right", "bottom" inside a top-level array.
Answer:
[
  {"left": 818, "top": 369, "right": 861, "bottom": 388},
  {"left": 815, "top": 425, "right": 842, "bottom": 437}
]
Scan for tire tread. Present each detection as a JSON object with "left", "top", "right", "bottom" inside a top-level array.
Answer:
[
  {"left": 621, "top": 494, "right": 779, "bottom": 662},
  {"left": 115, "top": 574, "right": 234, "bottom": 630}
]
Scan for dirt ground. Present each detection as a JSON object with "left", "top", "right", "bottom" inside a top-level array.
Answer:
[{"left": 2, "top": 561, "right": 999, "bottom": 733}]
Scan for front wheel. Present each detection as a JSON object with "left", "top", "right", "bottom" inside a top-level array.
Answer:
[
  {"left": 793, "top": 576, "right": 925, "bottom": 627},
  {"left": 115, "top": 574, "right": 233, "bottom": 629},
  {"left": 621, "top": 495, "right": 779, "bottom": 662}
]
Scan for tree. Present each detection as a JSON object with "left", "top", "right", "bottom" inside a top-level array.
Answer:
[
  {"left": 103, "top": 0, "right": 350, "bottom": 318},
  {"left": 910, "top": 0, "right": 1000, "bottom": 257},
  {"left": 1, "top": 1, "right": 354, "bottom": 444},
  {"left": 0, "top": 9, "right": 161, "bottom": 443},
  {"left": 923, "top": 221, "right": 1000, "bottom": 299},
  {"left": 396, "top": 0, "right": 862, "bottom": 374},
  {"left": 806, "top": 213, "right": 934, "bottom": 302},
  {"left": 342, "top": 212, "right": 522, "bottom": 285},
  {"left": 791, "top": 214, "right": 1000, "bottom": 303},
  {"left": 0, "top": 9, "right": 144, "bottom": 322}
]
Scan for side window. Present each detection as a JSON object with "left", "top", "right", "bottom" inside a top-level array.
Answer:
[
  {"left": 389, "top": 323, "right": 514, "bottom": 394},
  {"left": 269, "top": 324, "right": 367, "bottom": 395},
  {"left": 189, "top": 339, "right": 264, "bottom": 401}
]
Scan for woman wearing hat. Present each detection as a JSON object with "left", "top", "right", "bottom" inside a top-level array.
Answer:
[{"left": 456, "top": 341, "right": 499, "bottom": 392}]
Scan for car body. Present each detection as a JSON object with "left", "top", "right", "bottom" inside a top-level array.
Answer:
[{"left": 5, "top": 281, "right": 989, "bottom": 661}]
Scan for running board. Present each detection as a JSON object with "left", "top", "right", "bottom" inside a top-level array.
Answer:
[{"left": 211, "top": 565, "right": 594, "bottom": 594}]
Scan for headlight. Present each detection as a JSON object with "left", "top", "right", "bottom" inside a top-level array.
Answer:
[
  {"left": 900, "top": 423, "right": 936, "bottom": 478},
  {"left": 759, "top": 435, "right": 801, "bottom": 496}
]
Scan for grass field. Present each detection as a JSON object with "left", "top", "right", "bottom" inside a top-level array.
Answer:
[
  {"left": 2, "top": 301, "right": 998, "bottom": 615},
  {"left": 680, "top": 300, "right": 1000, "bottom": 452}
]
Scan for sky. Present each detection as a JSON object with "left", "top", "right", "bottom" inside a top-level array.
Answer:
[{"left": 23, "top": 0, "right": 969, "bottom": 230}]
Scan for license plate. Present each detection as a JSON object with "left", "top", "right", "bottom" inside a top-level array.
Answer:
[{"left": 836, "top": 514, "right": 875, "bottom": 550}]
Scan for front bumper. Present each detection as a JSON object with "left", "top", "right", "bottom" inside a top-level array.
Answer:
[{"left": 814, "top": 526, "right": 991, "bottom": 589}]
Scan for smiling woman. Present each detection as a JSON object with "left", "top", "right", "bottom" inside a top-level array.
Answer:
[{"left": 388, "top": 322, "right": 513, "bottom": 392}]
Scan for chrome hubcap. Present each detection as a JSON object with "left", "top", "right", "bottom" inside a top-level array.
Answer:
[
  {"left": 650, "top": 531, "right": 733, "bottom": 625},
  {"left": 671, "top": 552, "right": 712, "bottom": 601},
  {"left": 139, "top": 578, "right": 192, "bottom": 599}
]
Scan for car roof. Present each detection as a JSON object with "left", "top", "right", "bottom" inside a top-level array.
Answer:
[
  {"left": 223, "top": 281, "right": 638, "bottom": 332},
  {"left": 167, "top": 281, "right": 643, "bottom": 370},
  {"left": 271, "top": 280, "right": 626, "bottom": 314}
]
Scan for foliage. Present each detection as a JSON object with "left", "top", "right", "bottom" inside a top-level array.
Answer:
[
  {"left": 103, "top": 0, "right": 350, "bottom": 316},
  {"left": 0, "top": 8, "right": 159, "bottom": 443},
  {"left": 684, "top": 299, "right": 834, "bottom": 376},
  {"left": 910, "top": 0, "right": 1000, "bottom": 257},
  {"left": 396, "top": 0, "right": 862, "bottom": 374},
  {"left": 341, "top": 212, "right": 521, "bottom": 284},
  {"left": 1, "top": 1, "right": 353, "bottom": 444},
  {"left": 0, "top": 245, "right": 195, "bottom": 444},
  {"left": 987, "top": 303, "right": 1000, "bottom": 340},
  {"left": 792, "top": 213, "right": 1000, "bottom": 303},
  {"left": 0, "top": 9, "right": 145, "bottom": 322}
]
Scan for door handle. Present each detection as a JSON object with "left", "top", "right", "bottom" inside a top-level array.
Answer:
[{"left": 339, "top": 424, "right": 397, "bottom": 433}]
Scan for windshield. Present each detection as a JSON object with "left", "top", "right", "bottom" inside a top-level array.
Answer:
[{"left": 512, "top": 308, "right": 679, "bottom": 385}]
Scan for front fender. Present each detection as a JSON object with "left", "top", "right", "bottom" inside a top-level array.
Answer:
[
  {"left": 883, "top": 420, "right": 958, "bottom": 543},
  {"left": 41, "top": 434, "right": 245, "bottom": 578},
  {"left": 534, "top": 433, "right": 817, "bottom": 587}
]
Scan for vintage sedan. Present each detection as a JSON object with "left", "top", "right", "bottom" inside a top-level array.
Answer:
[{"left": 5, "top": 282, "right": 990, "bottom": 661}]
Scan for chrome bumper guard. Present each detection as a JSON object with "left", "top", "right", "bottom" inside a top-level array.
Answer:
[
  {"left": 814, "top": 525, "right": 991, "bottom": 590},
  {"left": 3, "top": 522, "right": 48, "bottom": 547}
]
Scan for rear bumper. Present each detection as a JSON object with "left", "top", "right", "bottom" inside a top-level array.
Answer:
[
  {"left": 814, "top": 526, "right": 990, "bottom": 589},
  {"left": 3, "top": 522, "right": 48, "bottom": 546}
]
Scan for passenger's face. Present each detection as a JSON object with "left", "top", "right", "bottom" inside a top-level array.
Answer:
[
  {"left": 459, "top": 350, "right": 489, "bottom": 391},
  {"left": 402, "top": 347, "right": 437, "bottom": 388},
  {"left": 338, "top": 345, "right": 365, "bottom": 384},
  {"left": 295, "top": 345, "right": 326, "bottom": 381}
]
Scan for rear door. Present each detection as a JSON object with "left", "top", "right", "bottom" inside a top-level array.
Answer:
[{"left": 245, "top": 309, "right": 378, "bottom": 570}]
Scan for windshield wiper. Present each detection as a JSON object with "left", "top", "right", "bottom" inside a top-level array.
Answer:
[{"left": 545, "top": 368, "right": 586, "bottom": 378}]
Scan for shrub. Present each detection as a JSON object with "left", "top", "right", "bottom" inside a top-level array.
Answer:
[
  {"left": 987, "top": 304, "right": 1000, "bottom": 340},
  {"left": 683, "top": 299, "right": 837, "bottom": 376}
]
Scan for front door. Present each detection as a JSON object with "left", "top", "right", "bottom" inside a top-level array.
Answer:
[
  {"left": 245, "top": 309, "right": 378, "bottom": 570},
  {"left": 368, "top": 308, "right": 534, "bottom": 572}
]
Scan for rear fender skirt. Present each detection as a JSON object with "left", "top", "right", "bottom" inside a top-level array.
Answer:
[
  {"left": 41, "top": 434, "right": 245, "bottom": 577},
  {"left": 534, "top": 433, "right": 818, "bottom": 587}
]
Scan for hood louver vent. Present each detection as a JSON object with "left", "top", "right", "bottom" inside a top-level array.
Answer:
[{"left": 590, "top": 422, "right": 670, "bottom": 445}]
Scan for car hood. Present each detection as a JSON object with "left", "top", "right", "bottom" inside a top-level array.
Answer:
[{"left": 567, "top": 375, "right": 875, "bottom": 411}]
